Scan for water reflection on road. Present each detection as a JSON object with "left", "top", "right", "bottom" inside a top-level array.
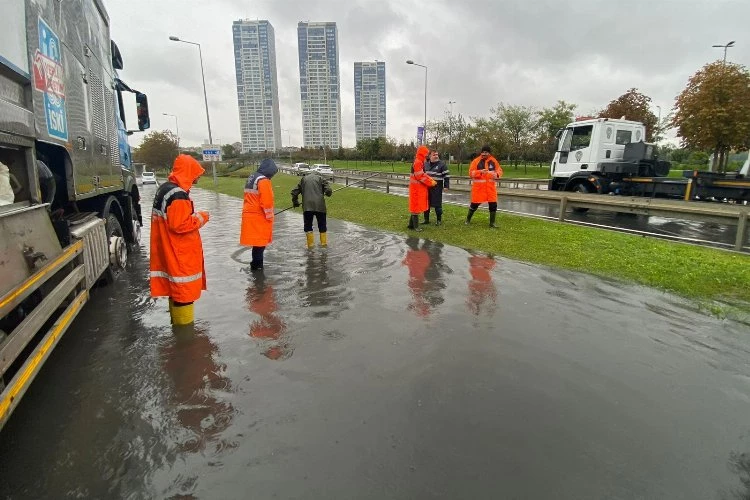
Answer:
[{"left": 0, "top": 185, "right": 748, "bottom": 499}]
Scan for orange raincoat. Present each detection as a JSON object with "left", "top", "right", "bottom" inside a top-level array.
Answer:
[
  {"left": 240, "top": 159, "right": 278, "bottom": 247},
  {"left": 409, "top": 146, "right": 436, "bottom": 214},
  {"left": 150, "top": 155, "right": 209, "bottom": 303},
  {"left": 469, "top": 154, "right": 503, "bottom": 204}
]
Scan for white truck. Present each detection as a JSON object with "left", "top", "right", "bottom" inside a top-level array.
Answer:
[
  {"left": 0, "top": 0, "right": 150, "bottom": 429},
  {"left": 549, "top": 118, "right": 749, "bottom": 203}
]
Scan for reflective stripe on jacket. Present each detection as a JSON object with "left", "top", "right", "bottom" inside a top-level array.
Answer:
[
  {"left": 424, "top": 160, "right": 450, "bottom": 189},
  {"left": 150, "top": 155, "right": 207, "bottom": 303},
  {"left": 469, "top": 155, "right": 503, "bottom": 203}
]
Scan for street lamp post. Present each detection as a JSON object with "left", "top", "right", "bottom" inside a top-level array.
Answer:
[
  {"left": 281, "top": 128, "right": 292, "bottom": 164},
  {"left": 655, "top": 105, "right": 661, "bottom": 144},
  {"left": 447, "top": 100, "right": 456, "bottom": 156},
  {"left": 711, "top": 41, "right": 735, "bottom": 172},
  {"left": 712, "top": 40, "right": 735, "bottom": 63},
  {"left": 169, "top": 35, "right": 216, "bottom": 186},
  {"left": 406, "top": 60, "right": 427, "bottom": 144},
  {"left": 162, "top": 112, "right": 179, "bottom": 147}
]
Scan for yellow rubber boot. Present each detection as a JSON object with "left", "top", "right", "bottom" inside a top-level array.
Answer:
[
  {"left": 169, "top": 299, "right": 194, "bottom": 326},
  {"left": 320, "top": 232, "right": 328, "bottom": 247},
  {"left": 306, "top": 231, "right": 314, "bottom": 249}
]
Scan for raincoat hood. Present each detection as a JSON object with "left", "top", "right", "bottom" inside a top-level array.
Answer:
[
  {"left": 415, "top": 145, "right": 430, "bottom": 163},
  {"left": 168, "top": 154, "right": 205, "bottom": 191},
  {"left": 258, "top": 158, "right": 278, "bottom": 179}
]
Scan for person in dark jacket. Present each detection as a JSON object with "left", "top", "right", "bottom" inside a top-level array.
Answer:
[
  {"left": 422, "top": 150, "right": 450, "bottom": 225},
  {"left": 291, "top": 171, "right": 333, "bottom": 248}
]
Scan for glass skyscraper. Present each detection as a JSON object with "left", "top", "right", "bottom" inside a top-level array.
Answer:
[
  {"left": 354, "top": 61, "right": 386, "bottom": 142},
  {"left": 232, "top": 20, "right": 282, "bottom": 153},
  {"left": 297, "top": 22, "right": 342, "bottom": 149}
]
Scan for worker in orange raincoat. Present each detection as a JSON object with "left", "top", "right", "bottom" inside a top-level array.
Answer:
[
  {"left": 240, "top": 159, "right": 278, "bottom": 270},
  {"left": 466, "top": 145, "right": 503, "bottom": 228},
  {"left": 408, "top": 145, "right": 436, "bottom": 231},
  {"left": 150, "top": 154, "right": 209, "bottom": 325}
]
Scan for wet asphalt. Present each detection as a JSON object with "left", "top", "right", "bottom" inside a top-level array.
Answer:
[{"left": 0, "top": 185, "right": 749, "bottom": 499}]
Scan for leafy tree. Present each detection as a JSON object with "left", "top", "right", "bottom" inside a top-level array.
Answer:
[
  {"left": 599, "top": 88, "right": 658, "bottom": 142},
  {"left": 132, "top": 130, "right": 178, "bottom": 171},
  {"left": 537, "top": 100, "right": 577, "bottom": 141},
  {"left": 222, "top": 143, "right": 238, "bottom": 159},
  {"left": 672, "top": 61, "right": 750, "bottom": 172},
  {"left": 493, "top": 104, "right": 537, "bottom": 164}
]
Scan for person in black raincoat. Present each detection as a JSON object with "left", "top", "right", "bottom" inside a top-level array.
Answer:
[
  {"left": 291, "top": 171, "right": 332, "bottom": 248},
  {"left": 422, "top": 150, "right": 450, "bottom": 225}
]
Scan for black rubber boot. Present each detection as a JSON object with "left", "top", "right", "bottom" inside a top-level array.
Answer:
[
  {"left": 407, "top": 216, "right": 414, "bottom": 229},
  {"left": 465, "top": 208, "right": 476, "bottom": 225},
  {"left": 422, "top": 211, "right": 430, "bottom": 224},
  {"left": 489, "top": 211, "right": 498, "bottom": 228},
  {"left": 411, "top": 215, "right": 423, "bottom": 232}
]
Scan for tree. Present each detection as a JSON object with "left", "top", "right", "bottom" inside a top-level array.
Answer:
[
  {"left": 132, "top": 130, "right": 179, "bottom": 171},
  {"left": 537, "top": 100, "right": 577, "bottom": 141},
  {"left": 672, "top": 61, "right": 750, "bottom": 172},
  {"left": 493, "top": 103, "right": 537, "bottom": 164},
  {"left": 222, "top": 143, "right": 238, "bottom": 159},
  {"left": 599, "top": 88, "right": 658, "bottom": 142}
]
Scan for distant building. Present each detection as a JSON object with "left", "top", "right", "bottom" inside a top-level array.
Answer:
[
  {"left": 297, "top": 21, "right": 342, "bottom": 149},
  {"left": 354, "top": 61, "right": 386, "bottom": 142},
  {"left": 232, "top": 19, "right": 282, "bottom": 153}
]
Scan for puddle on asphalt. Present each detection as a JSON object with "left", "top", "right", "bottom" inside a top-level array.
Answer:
[{"left": 0, "top": 187, "right": 748, "bottom": 499}]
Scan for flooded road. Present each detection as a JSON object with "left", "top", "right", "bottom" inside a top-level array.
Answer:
[{"left": 1, "top": 186, "right": 749, "bottom": 499}]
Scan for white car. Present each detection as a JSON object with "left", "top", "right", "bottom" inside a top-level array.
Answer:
[
  {"left": 312, "top": 164, "right": 333, "bottom": 176},
  {"left": 141, "top": 171, "right": 156, "bottom": 185},
  {"left": 296, "top": 163, "right": 312, "bottom": 176}
]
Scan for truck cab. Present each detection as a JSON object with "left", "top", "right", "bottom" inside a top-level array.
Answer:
[{"left": 549, "top": 118, "right": 667, "bottom": 194}]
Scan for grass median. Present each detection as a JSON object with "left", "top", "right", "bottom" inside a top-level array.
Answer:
[{"left": 198, "top": 173, "right": 750, "bottom": 317}]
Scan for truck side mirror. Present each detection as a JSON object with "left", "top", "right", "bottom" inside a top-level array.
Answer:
[{"left": 136, "top": 92, "right": 150, "bottom": 131}]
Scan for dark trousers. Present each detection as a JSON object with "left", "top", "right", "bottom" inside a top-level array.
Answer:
[
  {"left": 251, "top": 246, "right": 265, "bottom": 269},
  {"left": 470, "top": 202, "right": 498, "bottom": 212},
  {"left": 303, "top": 211, "right": 327, "bottom": 232}
]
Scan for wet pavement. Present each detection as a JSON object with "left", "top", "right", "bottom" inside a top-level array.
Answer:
[{"left": 1, "top": 185, "right": 750, "bottom": 499}]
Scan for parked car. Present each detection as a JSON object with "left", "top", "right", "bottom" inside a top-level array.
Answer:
[
  {"left": 141, "top": 171, "right": 156, "bottom": 185},
  {"left": 296, "top": 163, "right": 311, "bottom": 176},
  {"left": 312, "top": 164, "right": 334, "bottom": 177}
]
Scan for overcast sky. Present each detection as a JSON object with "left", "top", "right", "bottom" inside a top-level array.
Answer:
[{"left": 108, "top": 0, "right": 749, "bottom": 148}]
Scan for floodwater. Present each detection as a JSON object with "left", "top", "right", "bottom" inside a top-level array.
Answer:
[{"left": 1, "top": 186, "right": 749, "bottom": 499}]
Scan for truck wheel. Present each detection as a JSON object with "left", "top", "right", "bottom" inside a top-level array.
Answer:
[
  {"left": 571, "top": 183, "right": 591, "bottom": 213},
  {"left": 102, "top": 212, "right": 128, "bottom": 284}
]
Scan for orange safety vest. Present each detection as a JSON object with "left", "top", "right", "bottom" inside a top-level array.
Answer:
[
  {"left": 409, "top": 145, "right": 436, "bottom": 214},
  {"left": 469, "top": 155, "right": 503, "bottom": 203},
  {"left": 150, "top": 155, "right": 208, "bottom": 303}
]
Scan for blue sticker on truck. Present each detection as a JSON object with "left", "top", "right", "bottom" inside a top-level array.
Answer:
[{"left": 32, "top": 18, "right": 68, "bottom": 141}]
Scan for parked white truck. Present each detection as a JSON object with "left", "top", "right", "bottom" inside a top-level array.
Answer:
[
  {"left": 0, "top": 0, "right": 150, "bottom": 429},
  {"left": 549, "top": 118, "right": 749, "bottom": 203}
]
